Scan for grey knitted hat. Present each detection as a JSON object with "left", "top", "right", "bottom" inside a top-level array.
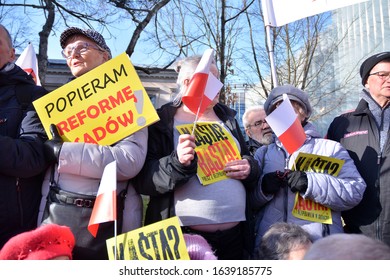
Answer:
[{"left": 264, "top": 84, "right": 312, "bottom": 119}]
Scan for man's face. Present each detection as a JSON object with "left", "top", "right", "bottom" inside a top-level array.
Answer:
[
  {"left": 245, "top": 109, "right": 273, "bottom": 145},
  {"left": 365, "top": 61, "right": 390, "bottom": 107},
  {"left": 0, "top": 27, "right": 15, "bottom": 69}
]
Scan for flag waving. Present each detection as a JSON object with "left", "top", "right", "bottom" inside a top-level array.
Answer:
[
  {"left": 265, "top": 94, "right": 306, "bottom": 154},
  {"left": 88, "top": 161, "right": 117, "bottom": 237},
  {"left": 262, "top": 0, "right": 368, "bottom": 27},
  {"left": 181, "top": 49, "right": 223, "bottom": 116},
  {"left": 15, "top": 43, "right": 41, "bottom": 85}
]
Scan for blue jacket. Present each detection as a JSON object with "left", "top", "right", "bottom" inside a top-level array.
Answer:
[
  {"left": 0, "top": 64, "right": 48, "bottom": 248},
  {"left": 251, "top": 122, "right": 366, "bottom": 248}
]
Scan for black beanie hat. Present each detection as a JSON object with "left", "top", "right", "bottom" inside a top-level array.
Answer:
[{"left": 360, "top": 51, "right": 390, "bottom": 85}]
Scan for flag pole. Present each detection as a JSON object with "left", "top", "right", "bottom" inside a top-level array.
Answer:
[
  {"left": 263, "top": 0, "right": 278, "bottom": 87},
  {"left": 265, "top": 24, "right": 278, "bottom": 88},
  {"left": 114, "top": 219, "right": 117, "bottom": 260},
  {"left": 191, "top": 98, "right": 203, "bottom": 136}
]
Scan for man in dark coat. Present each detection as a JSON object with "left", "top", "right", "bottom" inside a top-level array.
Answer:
[{"left": 0, "top": 24, "right": 48, "bottom": 248}]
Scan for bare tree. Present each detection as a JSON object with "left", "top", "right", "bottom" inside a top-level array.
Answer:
[
  {"left": 240, "top": 0, "right": 359, "bottom": 124},
  {"left": 146, "top": 0, "right": 255, "bottom": 103}
]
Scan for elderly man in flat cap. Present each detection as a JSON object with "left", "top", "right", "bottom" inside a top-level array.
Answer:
[
  {"left": 38, "top": 27, "right": 148, "bottom": 260},
  {"left": 327, "top": 51, "right": 390, "bottom": 247}
]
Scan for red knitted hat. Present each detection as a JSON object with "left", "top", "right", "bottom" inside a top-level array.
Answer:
[{"left": 0, "top": 224, "right": 75, "bottom": 260}]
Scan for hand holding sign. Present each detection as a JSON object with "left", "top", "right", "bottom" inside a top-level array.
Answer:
[{"left": 43, "top": 124, "right": 63, "bottom": 164}]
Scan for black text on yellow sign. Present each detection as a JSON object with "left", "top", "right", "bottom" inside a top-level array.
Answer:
[
  {"left": 106, "top": 217, "right": 190, "bottom": 260},
  {"left": 33, "top": 52, "right": 159, "bottom": 146},
  {"left": 176, "top": 122, "right": 241, "bottom": 185}
]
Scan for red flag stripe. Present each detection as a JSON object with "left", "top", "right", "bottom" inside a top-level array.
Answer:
[{"left": 278, "top": 117, "right": 306, "bottom": 154}]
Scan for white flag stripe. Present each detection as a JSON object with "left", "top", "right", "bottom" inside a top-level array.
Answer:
[
  {"left": 204, "top": 73, "right": 223, "bottom": 100},
  {"left": 97, "top": 161, "right": 117, "bottom": 194},
  {"left": 194, "top": 49, "right": 214, "bottom": 74},
  {"left": 263, "top": 0, "right": 368, "bottom": 27},
  {"left": 15, "top": 43, "right": 41, "bottom": 85},
  {"left": 265, "top": 97, "right": 296, "bottom": 136}
]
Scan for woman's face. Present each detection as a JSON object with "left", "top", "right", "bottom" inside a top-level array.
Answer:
[{"left": 63, "top": 35, "right": 109, "bottom": 77}]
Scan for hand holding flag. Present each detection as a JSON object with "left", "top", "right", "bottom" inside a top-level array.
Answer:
[
  {"left": 265, "top": 94, "right": 306, "bottom": 154},
  {"left": 181, "top": 49, "right": 223, "bottom": 116},
  {"left": 88, "top": 161, "right": 117, "bottom": 238},
  {"left": 15, "top": 43, "right": 41, "bottom": 85}
]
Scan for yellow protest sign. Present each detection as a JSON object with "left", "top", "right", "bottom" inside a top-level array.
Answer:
[
  {"left": 106, "top": 216, "right": 190, "bottom": 260},
  {"left": 291, "top": 152, "right": 345, "bottom": 224},
  {"left": 176, "top": 122, "right": 241, "bottom": 185},
  {"left": 292, "top": 152, "right": 345, "bottom": 176},
  {"left": 33, "top": 52, "right": 159, "bottom": 145}
]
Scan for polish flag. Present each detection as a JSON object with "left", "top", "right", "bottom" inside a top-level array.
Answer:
[
  {"left": 181, "top": 49, "right": 223, "bottom": 116},
  {"left": 15, "top": 43, "right": 41, "bottom": 85},
  {"left": 88, "top": 161, "right": 117, "bottom": 237},
  {"left": 265, "top": 95, "right": 306, "bottom": 154},
  {"left": 262, "top": 0, "right": 368, "bottom": 27}
]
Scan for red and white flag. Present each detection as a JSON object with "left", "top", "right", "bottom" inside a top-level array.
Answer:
[
  {"left": 88, "top": 161, "right": 117, "bottom": 237},
  {"left": 181, "top": 49, "right": 223, "bottom": 116},
  {"left": 15, "top": 43, "right": 41, "bottom": 85},
  {"left": 265, "top": 95, "right": 306, "bottom": 154},
  {"left": 262, "top": 0, "right": 368, "bottom": 27}
]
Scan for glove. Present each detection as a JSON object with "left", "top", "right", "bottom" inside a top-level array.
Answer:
[
  {"left": 261, "top": 171, "right": 286, "bottom": 194},
  {"left": 286, "top": 171, "right": 308, "bottom": 193},
  {"left": 44, "top": 124, "right": 63, "bottom": 163}
]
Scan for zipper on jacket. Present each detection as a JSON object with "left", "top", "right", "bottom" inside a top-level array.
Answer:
[
  {"left": 375, "top": 152, "right": 382, "bottom": 240},
  {"left": 16, "top": 177, "right": 24, "bottom": 226}
]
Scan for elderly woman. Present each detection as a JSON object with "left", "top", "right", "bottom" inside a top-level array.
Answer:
[
  {"left": 251, "top": 84, "right": 366, "bottom": 252},
  {"left": 38, "top": 27, "right": 148, "bottom": 260},
  {"left": 134, "top": 55, "right": 260, "bottom": 260}
]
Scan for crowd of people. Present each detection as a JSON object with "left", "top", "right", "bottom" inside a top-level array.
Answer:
[{"left": 1, "top": 22, "right": 390, "bottom": 260}]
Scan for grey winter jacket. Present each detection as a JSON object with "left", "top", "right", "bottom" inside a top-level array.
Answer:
[
  {"left": 251, "top": 122, "right": 366, "bottom": 248},
  {"left": 38, "top": 128, "right": 148, "bottom": 232}
]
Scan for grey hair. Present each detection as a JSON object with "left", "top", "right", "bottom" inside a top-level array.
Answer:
[
  {"left": 242, "top": 105, "right": 265, "bottom": 128},
  {"left": 257, "top": 222, "right": 312, "bottom": 260},
  {"left": 172, "top": 55, "right": 217, "bottom": 107},
  {"left": 0, "top": 24, "right": 13, "bottom": 48}
]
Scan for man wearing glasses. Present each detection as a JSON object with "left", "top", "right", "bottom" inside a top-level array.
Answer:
[
  {"left": 327, "top": 51, "right": 390, "bottom": 247},
  {"left": 242, "top": 106, "right": 273, "bottom": 156}
]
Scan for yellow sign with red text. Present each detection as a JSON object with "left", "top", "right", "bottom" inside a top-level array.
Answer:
[
  {"left": 291, "top": 152, "right": 345, "bottom": 224},
  {"left": 176, "top": 122, "right": 241, "bottom": 185},
  {"left": 33, "top": 52, "right": 159, "bottom": 145}
]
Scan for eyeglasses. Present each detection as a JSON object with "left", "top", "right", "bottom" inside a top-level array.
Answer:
[
  {"left": 369, "top": 71, "right": 390, "bottom": 81},
  {"left": 61, "top": 42, "right": 102, "bottom": 59},
  {"left": 247, "top": 119, "right": 267, "bottom": 128}
]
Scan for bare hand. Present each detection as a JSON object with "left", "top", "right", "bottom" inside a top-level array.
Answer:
[
  {"left": 224, "top": 159, "right": 251, "bottom": 180},
  {"left": 177, "top": 134, "right": 196, "bottom": 166}
]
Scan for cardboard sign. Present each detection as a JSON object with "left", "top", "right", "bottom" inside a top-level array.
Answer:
[
  {"left": 176, "top": 122, "right": 241, "bottom": 185},
  {"left": 291, "top": 152, "right": 345, "bottom": 224},
  {"left": 106, "top": 217, "right": 190, "bottom": 260},
  {"left": 33, "top": 52, "right": 159, "bottom": 145}
]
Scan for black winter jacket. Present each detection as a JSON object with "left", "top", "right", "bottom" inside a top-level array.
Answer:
[
  {"left": 134, "top": 102, "right": 260, "bottom": 225},
  {"left": 0, "top": 64, "right": 48, "bottom": 248},
  {"left": 327, "top": 96, "right": 389, "bottom": 245}
]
